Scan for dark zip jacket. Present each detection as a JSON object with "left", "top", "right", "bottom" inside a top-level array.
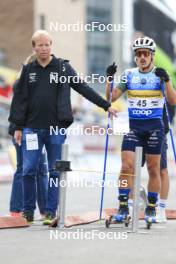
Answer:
[{"left": 8, "top": 56, "right": 111, "bottom": 129}]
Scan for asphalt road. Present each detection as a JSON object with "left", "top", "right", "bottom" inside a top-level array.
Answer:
[
  {"left": 1, "top": 179, "right": 176, "bottom": 264},
  {"left": 0, "top": 150, "right": 176, "bottom": 264}
]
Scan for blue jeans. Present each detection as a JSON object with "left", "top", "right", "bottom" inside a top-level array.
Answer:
[
  {"left": 10, "top": 138, "right": 48, "bottom": 214},
  {"left": 22, "top": 128, "right": 65, "bottom": 216},
  {"left": 10, "top": 138, "right": 23, "bottom": 212}
]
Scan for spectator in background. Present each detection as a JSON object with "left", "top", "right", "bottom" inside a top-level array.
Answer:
[{"left": 8, "top": 53, "right": 48, "bottom": 219}]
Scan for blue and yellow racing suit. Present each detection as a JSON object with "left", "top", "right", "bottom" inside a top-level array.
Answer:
[{"left": 119, "top": 67, "right": 165, "bottom": 154}]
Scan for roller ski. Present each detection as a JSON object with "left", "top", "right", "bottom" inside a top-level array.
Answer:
[
  {"left": 144, "top": 204, "right": 157, "bottom": 229},
  {"left": 106, "top": 202, "right": 131, "bottom": 228}
]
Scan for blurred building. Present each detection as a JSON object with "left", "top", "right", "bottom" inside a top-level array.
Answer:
[
  {"left": 0, "top": 0, "right": 34, "bottom": 69},
  {"left": 0, "top": 0, "right": 123, "bottom": 75},
  {"left": 133, "top": 0, "right": 176, "bottom": 61},
  {"left": 1, "top": 0, "right": 176, "bottom": 71}
]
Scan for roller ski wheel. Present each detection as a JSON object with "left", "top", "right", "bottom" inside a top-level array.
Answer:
[
  {"left": 105, "top": 199, "right": 131, "bottom": 228},
  {"left": 145, "top": 205, "right": 156, "bottom": 229},
  {"left": 105, "top": 212, "right": 131, "bottom": 228},
  {"left": 145, "top": 217, "right": 152, "bottom": 229}
]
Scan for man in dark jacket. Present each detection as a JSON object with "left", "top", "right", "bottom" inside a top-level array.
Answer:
[{"left": 9, "top": 30, "right": 116, "bottom": 224}]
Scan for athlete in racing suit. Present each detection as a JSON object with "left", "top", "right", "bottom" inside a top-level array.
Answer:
[{"left": 106, "top": 37, "right": 176, "bottom": 223}]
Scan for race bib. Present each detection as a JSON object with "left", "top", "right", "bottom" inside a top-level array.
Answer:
[
  {"left": 26, "top": 134, "right": 39, "bottom": 150},
  {"left": 128, "top": 98, "right": 164, "bottom": 109}
]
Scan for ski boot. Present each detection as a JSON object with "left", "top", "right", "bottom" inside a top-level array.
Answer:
[
  {"left": 106, "top": 201, "right": 131, "bottom": 228},
  {"left": 144, "top": 204, "right": 156, "bottom": 229}
]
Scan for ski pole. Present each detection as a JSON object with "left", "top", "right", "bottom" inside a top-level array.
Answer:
[
  {"left": 161, "top": 81, "right": 176, "bottom": 162},
  {"left": 99, "top": 80, "right": 114, "bottom": 220}
]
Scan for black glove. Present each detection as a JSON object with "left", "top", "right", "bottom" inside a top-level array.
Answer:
[
  {"left": 155, "top": 67, "right": 169, "bottom": 82},
  {"left": 106, "top": 62, "right": 117, "bottom": 81}
]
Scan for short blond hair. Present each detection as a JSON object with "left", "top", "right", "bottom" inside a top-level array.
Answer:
[{"left": 31, "top": 30, "right": 52, "bottom": 47}]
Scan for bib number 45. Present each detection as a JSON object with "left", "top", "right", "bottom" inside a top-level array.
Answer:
[{"left": 136, "top": 100, "right": 147, "bottom": 107}]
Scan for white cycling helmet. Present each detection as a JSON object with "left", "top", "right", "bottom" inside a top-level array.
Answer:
[{"left": 133, "top": 36, "right": 156, "bottom": 52}]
